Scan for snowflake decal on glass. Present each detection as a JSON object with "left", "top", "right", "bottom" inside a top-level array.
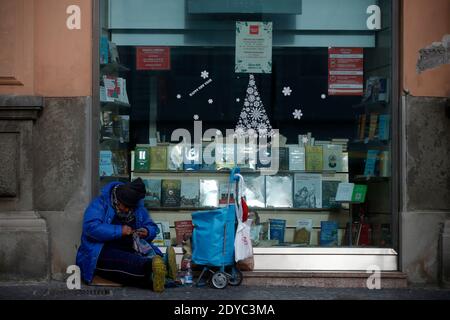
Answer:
[
  {"left": 293, "top": 109, "right": 303, "bottom": 120},
  {"left": 193, "top": 114, "right": 199, "bottom": 120},
  {"left": 282, "top": 87, "right": 293, "bottom": 96},
  {"left": 235, "top": 74, "right": 274, "bottom": 138},
  {"left": 176, "top": 94, "right": 182, "bottom": 99},
  {"left": 201, "top": 70, "right": 209, "bottom": 79},
  {"left": 208, "top": 99, "right": 214, "bottom": 104}
]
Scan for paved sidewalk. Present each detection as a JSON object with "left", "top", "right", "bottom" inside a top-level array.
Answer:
[{"left": 0, "top": 281, "right": 449, "bottom": 300}]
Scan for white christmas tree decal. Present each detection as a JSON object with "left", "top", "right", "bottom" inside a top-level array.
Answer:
[{"left": 235, "top": 75, "right": 273, "bottom": 138}]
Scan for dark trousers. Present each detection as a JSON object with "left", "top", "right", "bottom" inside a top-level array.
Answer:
[{"left": 95, "top": 243, "right": 154, "bottom": 288}]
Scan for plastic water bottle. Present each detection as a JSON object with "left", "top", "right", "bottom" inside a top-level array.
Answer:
[{"left": 184, "top": 258, "right": 193, "bottom": 287}]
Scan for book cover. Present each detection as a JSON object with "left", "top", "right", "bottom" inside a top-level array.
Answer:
[
  {"left": 364, "top": 150, "right": 379, "bottom": 176},
  {"left": 335, "top": 183, "right": 355, "bottom": 202},
  {"left": 322, "top": 180, "right": 341, "bottom": 209},
  {"left": 305, "top": 146, "right": 323, "bottom": 171},
  {"left": 100, "top": 36, "right": 109, "bottom": 64},
  {"left": 143, "top": 179, "right": 161, "bottom": 207},
  {"left": 322, "top": 144, "right": 343, "bottom": 171},
  {"left": 103, "top": 75, "right": 120, "bottom": 101},
  {"left": 218, "top": 181, "right": 235, "bottom": 207},
  {"left": 269, "top": 219, "right": 286, "bottom": 244},
  {"left": 278, "top": 147, "right": 289, "bottom": 171},
  {"left": 320, "top": 221, "right": 339, "bottom": 246},
  {"left": 112, "top": 150, "right": 128, "bottom": 176},
  {"left": 201, "top": 143, "right": 217, "bottom": 171},
  {"left": 235, "top": 143, "right": 257, "bottom": 171},
  {"left": 351, "top": 184, "right": 368, "bottom": 203},
  {"left": 378, "top": 114, "right": 390, "bottom": 141},
  {"left": 109, "top": 41, "right": 120, "bottom": 63},
  {"left": 243, "top": 175, "right": 265, "bottom": 208},
  {"left": 117, "top": 77, "right": 129, "bottom": 104},
  {"left": 380, "top": 151, "right": 391, "bottom": 177},
  {"left": 118, "top": 115, "right": 130, "bottom": 143},
  {"left": 293, "top": 219, "right": 313, "bottom": 245},
  {"left": 259, "top": 222, "right": 269, "bottom": 241},
  {"left": 150, "top": 145, "right": 168, "bottom": 170},
  {"left": 174, "top": 220, "right": 194, "bottom": 245},
  {"left": 216, "top": 143, "right": 235, "bottom": 170},
  {"left": 288, "top": 145, "right": 305, "bottom": 171},
  {"left": 180, "top": 178, "right": 200, "bottom": 208},
  {"left": 161, "top": 179, "right": 181, "bottom": 207},
  {"left": 99, "top": 150, "right": 114, "bottom": 176},
  {"left": 152, "top": 221, "right": 170, "bottom": 247},
  {"left": 199, "top": 179, "right": 219, "bottom": 207},
  {"left": 100, "top": 110, "right": 114, "bottom": 139},
  {"left": 265, "top": 175, "right": 293, "bottom": 208},
  {"left": 134, "top": 145, "right": 150, "bottom": 173},
  {"left": 183, "top": 145, "right": 201, "bottom": 171},
  {"left": 293, "top": 173, "right": 322, "bottom": 209},
  {"left": 359, "top": 114, "right": 367, "bottom": 141},
  {"left": 368, "top": 113, "right": 379, "bottom": 140},
  {"left": 167, "top": 144, "right": 184, "bottom": 171},
  {"left": 256, "top": 147, "right": 272, "bottom": 170}
]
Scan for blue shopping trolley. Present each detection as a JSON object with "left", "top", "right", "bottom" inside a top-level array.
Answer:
[{"left": 191, "top": 168, "right": 243, "bottom": 289}]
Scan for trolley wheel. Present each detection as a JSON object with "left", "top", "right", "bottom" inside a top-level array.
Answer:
[
  {"left": 210, "top": 272, "right": 228, "bottom": 289},
  {"left": 228, "top": 269, "right": 243, "bottom": 286}
]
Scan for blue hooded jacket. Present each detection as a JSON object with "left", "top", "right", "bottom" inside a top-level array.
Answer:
[{"left": 76, "top": 182, "right": 160, "bottom": 284}]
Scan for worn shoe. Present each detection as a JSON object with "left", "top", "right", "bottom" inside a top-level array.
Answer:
[
  {"left": 152, "top": 255, "right": 166, "bottom": 293},
  {"left": 165, "top": 246, "right": 178, "bottom": 280}
]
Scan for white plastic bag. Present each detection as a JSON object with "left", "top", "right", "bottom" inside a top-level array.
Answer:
[{"left": 234, "top": 174, "right": 254, "bottom": 262}]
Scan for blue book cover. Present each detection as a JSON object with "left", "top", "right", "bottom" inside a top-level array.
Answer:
[
  {"left": 378, "top": 115, "right": 390, "bottom": 141},
  {"left": 183, "top": 146, "right": 201, "bottom": 171},
  {"left": 320, "top": 221, "right": 338, "bottom": 246},
  {"left": 269, "top": 219, "right": 286, "bottom": 244},
  {"left": 100, "top": 36, "right": 109, "bottom": 65},
  {"left": 364, "top": 150, "right": 379, "bottom": 176},
  {"left": 99, "top": 150, "right": 114, "bottom": 176}
]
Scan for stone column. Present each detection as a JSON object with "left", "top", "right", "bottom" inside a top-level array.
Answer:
[{"left": 0, "top": 95, "right": 49, "bottom": 281}]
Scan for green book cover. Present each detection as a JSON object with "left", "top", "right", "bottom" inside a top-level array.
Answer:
[
  {"left": 134, "top": 145, "right": 150, "bottom": 172},
  {"left": 150, "top": 146, "right": 168, "bottom": 170},
  {"left": 351, "top": 184, "right": 367, "bottom": 203},
  {"left": 305, "top": 146, "right": 323, "bottom": 171},
  {"left": 161, "top": 179, "right": 181, "bottom": 207}
]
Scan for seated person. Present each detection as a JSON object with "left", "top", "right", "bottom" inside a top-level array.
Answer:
[{"left": 76, "top": 178, "right": 177, "bottom": 292}]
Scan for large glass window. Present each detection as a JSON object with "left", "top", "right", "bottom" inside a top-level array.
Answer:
[{"left": 98, "top": 0, "right": 394, "bottom": 249}]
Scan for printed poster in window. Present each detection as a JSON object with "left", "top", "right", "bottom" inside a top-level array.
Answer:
[
  {"left": 235, "top": 21, "right": 273, "bottom": 74},
  {"left": 328, "top": 48, "right": 364, "bottom": 96}
]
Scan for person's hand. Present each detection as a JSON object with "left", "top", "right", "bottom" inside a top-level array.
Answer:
[
  {"left": 135, "top": 228, "right": 148, "bottom": 238},
  {"left": 122, "top": 225, "right": 133, "bottom": 237}
]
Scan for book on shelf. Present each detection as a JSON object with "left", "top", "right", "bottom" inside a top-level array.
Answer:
[
  {"left": 150, "top": 145, "right": 168, "bottom": 171},
  {"left": 378, "top": 114, "right": 391, "bottom": 141},
  {"left": 102, "top": 76, "right": 129, "bottom": 105},
  {"left": 259, "top": 221, "right": 270, "bottom": 241},
  {"left": 322, "top": 144, "right": 343, "bottom": 172},
  {"left": 305, "top": 146, "right": 323, "bottom": 171},
  {"left": 199, "top": 179, "right": 219, "bottom": 208},
  {"left": 362, "top": 77, "right": 390, "bottom": 103},
  {"left": 167, "top": 144, "right": 184, "bottom": 171},
  {"left": 112, "top": 150, "right": 128, "bottom": 176},
  {"left": 256, "top": 147, "right": 271, "bottom": 170},
  {"left": 322, "top": 179, "right": 341, "bottom": 209},
  {"left": 235, "top": 142, "right": 257, "bottom": 171},
  {"left": 218, "top": 181, "right": 235, "bottom": 207},
  {"left": 357, "top": 114, "right": 367, "bottom": 141},
  {"left": 278, "top": 147, "right": 289, "bottom": 171},
  {"left": 288, "top": 145, "right": 305, "bottom": 171},
  {"left": 293, "top": 219, "right": 313, "bottom": 245},
  {"left": 379, "top": 151, "right": 391, "bottom": 177},
  {"left": 109, "top": 41, "right": 120, "bottom": 64},
  {"left": 201, "top": 142, "right": 217, "bottom": 171},
  {"left": 100, "top": 36, "right": 109, "bottom": 65},
  {"left": 364, "top": 150, "right": 379, "bottom": 176},
  {"left": 161, "top": 179, "right": 181, "bottom": 207},
  {"left": 180, "top": 178, "right": 200, "bottom": 208},
  {"left": 242, "top": 175, "right": 265, "bottom": 208},
  {"left": 368, "top": 113, "right": 379, "bottom": 140},
  {"left": 265, "top": 175, "right": 293, "bottom": 208},
  {"left": 293, "top": 173, "right": 322, "bottom": 209},
  {"left": 319, "top": 221, "right": 339, "bottom": 246},
  {"left": 99, "top": 150, "right": 114, "bottom": 177},
  {"left": 335, "top": 183, "right": 367, "bottom": 203},
  {"left": 216, "top": 143, "right": 235, "bottom": 170},
  {"left": 183, "top": 145, "right": 201, "bottom": 171},
  {"left": 134, "top": 145, "right": 150, "bottom": 173},
  {"left": 174, "top": 220, "right": 194, "bottom": 245},
  {"left": 142, "top": 178, "right": 161, "bottom": 207},
  {"left": 342, "top": 152, "right": 349, "bottom": 173},
  {"left": 269, "top": 219, "right": 286, "bottom": 244},
  {"left": 100, "top": 110, "right": 114, "bottom": 139},
  {"left": 152, "top": 221, "right": 170, "bottom": 247}
]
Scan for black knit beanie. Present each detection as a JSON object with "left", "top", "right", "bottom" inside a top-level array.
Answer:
[{"left": 116, "top": 178, "right": 146, "bottom": 207}]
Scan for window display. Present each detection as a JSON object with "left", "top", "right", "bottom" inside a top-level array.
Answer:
[{"left": 98, "top": 0, "right": 394, "bottom": 250}]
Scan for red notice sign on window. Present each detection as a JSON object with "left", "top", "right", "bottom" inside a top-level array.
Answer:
[
  {"left": 136, "top": 47, "right": 171, "bottom": 70},
  {"left": 328, "top": 48, "right": 364, "bottom": 96}
]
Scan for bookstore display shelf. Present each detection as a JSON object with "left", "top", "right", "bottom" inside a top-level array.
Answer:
[
  {"left": 133, "top": 170, "right": 350, "bottom": 175},
  {"left": 100, "top": 174, "right": 129, "bottom": 179},
  {"left": 352, "top": 101, "right": 388, "bottom": 110},
  {"left": 146, "top": 206, "right": 349, "bottom": 212},
  {"left": 100, "top": 62, "right": 130, "bottom": 74},
  {"left": 100, "top": 100, "right": 131, "bottom": 108},
  {"left": 352, "top": 176, "right": 390, "bottom": 183}
]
